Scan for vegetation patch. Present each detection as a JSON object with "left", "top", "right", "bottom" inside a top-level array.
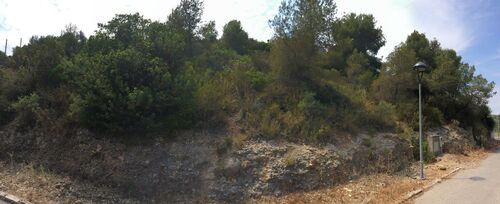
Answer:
[{"left": 0, "top": 0, "right": 495, "bottom": 144}]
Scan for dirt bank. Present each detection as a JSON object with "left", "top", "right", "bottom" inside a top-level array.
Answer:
[
  {"left": 0, "top": 122, "right": 484, "bottom": 203},
  {"left": 253, "top": 148, "right": 490, "bottom": 204}
]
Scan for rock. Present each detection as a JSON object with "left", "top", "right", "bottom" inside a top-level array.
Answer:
[
  {"left": 223, "top": 158, "right": 241, "bottom": 178},
  {"left": 96, "top": 144, "right": 102, "bottom": 153},
  {"left": 241, "top": 160, "right": 251, "bottom": 169}
]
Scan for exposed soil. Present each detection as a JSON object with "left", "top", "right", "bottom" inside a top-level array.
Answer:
[
  {"left": 0, "top": 162, "right": 139, "bottom": 204},
  {"left": 0, "top": 126, "right": 414, "bottom": 203},
  {"left": 0, "top": 121, "right": 492, "bottom": 203},
  {"left": 0, "top": 146, "right": 491, "bottom": 204},
  {"left": 252, "top": 148, "right": 490, "bottom": 204}
]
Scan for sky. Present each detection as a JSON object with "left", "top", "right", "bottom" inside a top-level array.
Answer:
[{"left": 0, "top": 0, "right": 499, "bottom": 114}]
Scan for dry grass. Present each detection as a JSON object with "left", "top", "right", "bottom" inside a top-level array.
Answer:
[
  {"left": 251, "top": 148, "right": 491, "bottom": 204},
  {"left": 0, "top": 146, "right": 492, "bottom": 204},
  {"left": 0, "top": 162, "right": 139, "bottom": 204},
  {"left": 283, "top": 147, "right": 301, "bottom": 167}
]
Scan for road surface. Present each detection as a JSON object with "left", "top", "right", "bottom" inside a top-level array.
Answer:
[{"left": 416, "top": 149, "right": 500, "bottom": 204}]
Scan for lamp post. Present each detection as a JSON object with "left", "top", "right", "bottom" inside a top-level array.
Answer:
[{"left": 413, "top": 62, "right": 428, "bottom": 180}]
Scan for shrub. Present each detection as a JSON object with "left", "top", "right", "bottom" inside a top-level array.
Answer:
[
  {"left": 58, "top": 49, "right": 175, "bottom": 131},
  {"left": 411, "top": 136, "right": 436, "bottom": 163},
  {"left": 11, "top": 93, "right": 40, "bottom": 113},
  {"left": 10, "top": 93, "right": 41, "bottom": 127}
]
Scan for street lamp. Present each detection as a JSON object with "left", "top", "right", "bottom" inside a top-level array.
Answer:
[{"left": 413, "top": 62, "right": 428, "bottom": 180}]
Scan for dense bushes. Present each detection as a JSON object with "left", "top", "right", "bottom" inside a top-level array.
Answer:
[
  {"left": 58, "top": 49, "right": 175, "bottom": 130},
  {"left": 0, "top": 0, "right": 495, "bottom": 144}
]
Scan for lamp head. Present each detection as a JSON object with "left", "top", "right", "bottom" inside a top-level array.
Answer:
[{"left": 413, "top": 62, "right": 428, "bottom": 73}]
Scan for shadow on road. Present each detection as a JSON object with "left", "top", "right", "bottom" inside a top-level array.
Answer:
[{"left": 446, "top": 176, "right": 486, "bottom": 181}]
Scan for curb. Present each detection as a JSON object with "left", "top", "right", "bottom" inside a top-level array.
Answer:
[
  {"left": 0, "top": 191, "right": 31, "bottom": 204},
  {"left": 441, "top": 167, "right": 462, "bottom": 180},
  {"left": 398, "top": 167, "right": 462, "bottom": 203}
]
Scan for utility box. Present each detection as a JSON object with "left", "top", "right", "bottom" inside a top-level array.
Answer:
[{"left": 428, "top": 135, "right": 442, "bottom": 155}]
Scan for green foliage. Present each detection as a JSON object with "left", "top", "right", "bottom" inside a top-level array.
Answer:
[
  {"left": 10, "top": 93, "right": 41, "bottom": 127},
  {"left": 60, "top": 24, "right": 87, "bottom": 57},
  {"left": 321, "top": 13, "right": 384, "bottom": 73},
  {"left": 58, "top": 48, "right": 173, "bottom": 131},
  {"left": 196, "top": 43, "right": 238, "bottom": 71},
  {"left": 332, "top": 13, "right": 385, "bottom": 55},
  {"left": 199, "top": 21, "right": 218, "bottom": 43},
  {"left": 221, "top": 20, "right": 249, "bottom": 54},
  {"left": 412, "top": 137, "right": 436, "bottom": 163},
  {"left": 346, "top": 50, "right": 374, "bottom": 88},
  {"left": 270, "top": 0, "right": 336, "bottom": 47},
  {"left": 373, "top": 31, "right": 495, "bottom": 144},
  {"left": 10, "top": 36, "right": 65, "bottom": 88},
  {"left": 0, "top": 51, "right": 8, "bottom": 67},
  {"left": 0, "top": 0, "right": 494, "bottom": 143},
  {"left": 92, "top": 13, "right": 151, "bottom": 52},
  {"left": 11, "top": 93, "right": 40, "bottom": 113},
  {"left": 167, "top": 0, "right": 203, "bottom": 36},
  {"left": 167, "top": 0, "right": 204, "bottom": 56},
  {"left": 147, "top": 21, "right": 186, "bottom": 71}
]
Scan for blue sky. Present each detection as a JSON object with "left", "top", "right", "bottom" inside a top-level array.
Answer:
[
  {"left": 457, "top": 0, "right": 500, "bottom": 114},
  {"left": 0, "top": 0, "right": 499, "bottom": 113}
]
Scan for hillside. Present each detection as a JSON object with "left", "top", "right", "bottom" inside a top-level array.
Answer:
[
  {"left": 0, "top": 0, "right": 497, "bottom": 203},
  {"left": 0, "top": 0, "right": 494, "bottom": 144},
  {"left": 493, "top": 115, "right": 500, "bottom": 137},
  {"left": 0, "top": 123, "right": 481, "bottom": 203}
]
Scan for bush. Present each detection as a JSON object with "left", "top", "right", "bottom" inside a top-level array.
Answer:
[
  {"left": 11, "top": 93, "right": 40, "bottom": 113},
  {"left": 412, "top": 136, "right": 435, "bottom": 163},
  {"left": 0, "top": 10, "right": 493, "bottom": 143},
  {"left": 58, "top": 49, "right": 175, "bottom": 131},
  {"left": 10, "top": 93, "right": 41, "bottom": 127}
]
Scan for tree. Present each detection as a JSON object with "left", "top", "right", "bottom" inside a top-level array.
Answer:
[
  {"left": 0, "top": 3, "right": 495, "bottom": 144},
  {"left": 221, "top": 20, "right": 249, "bottom": 54},
  {"left": 199, "top": 21, "right": 218, "bottom": 43},
  {"left": 0, "top": 51, "right": 7, "bottom": 67},
  {"left": 167, "top": 0, "right": 204, "bottom": 56},
  {"left": 147, "top": 21, "right": 186, "bottom": 72},
  {"left": 373, "top": 30, "right": 496, "bottom": 138},
  {"left": 346, "top": 50, "right": 373, "bottom": 88},
  {"left": 93, "top": 13, "right": 151, "bottom": 52},
  {"left": 332, "top": 13, "right": 385, "bottom": 55},
  {"left": 372, "top": 44, "right": 419, "bottom": 127},
  {"left": 404, "top": 31, "right": 438, "bottom": 68},
  {"left": 59, "top": 49, "right": 174, "bottom": 131},
  {"left": 323, "top": 13, "right": 385, "bottom": 73},
  {"left": 10, "top": 36, "right": 65, "bottom": 88},
  {"left": 269, "top": 0, "right": 337, "bottom": 84},
  {"left": 270, "top": 0, "right": 336, "bottom": 47},
  {"left": 60, "top": 24, "right": 86, "bottom": 57},
  {"left": 372, "top": 45, "right": 418, "bottom": 104}
]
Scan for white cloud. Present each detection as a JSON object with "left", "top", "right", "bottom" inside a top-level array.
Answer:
[
  {"left": 203, "top": 0, "right": 279, "bottom": 41},
  {"left": 495, "top": 47, "right": 500, "bottom": 59},
  {"left": 0, "top": 0, "right": 280, "bottom": 55},
  {"left": 0, "top": 0, "right": 478, "bottom": 57},
  {"left": 0, "top": 0, "right": 181, "bottom": 54},
  {"left": 336, "top": 0, "right": 476, "bottom": 59},
  {"left": 335, "top": 0, "right": 413, "bottom": 58},
  {"left": 409, "top": 0, "right": 474, "bottom": 52}
]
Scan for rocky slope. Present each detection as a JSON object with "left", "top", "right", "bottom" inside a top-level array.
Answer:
[{"left": 0, "top": 123, "right": 477, "bottom": 203}]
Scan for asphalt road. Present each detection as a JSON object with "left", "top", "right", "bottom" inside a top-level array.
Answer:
[{"left": 416, "top": 149, "right": 500, "bottom": 204}]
